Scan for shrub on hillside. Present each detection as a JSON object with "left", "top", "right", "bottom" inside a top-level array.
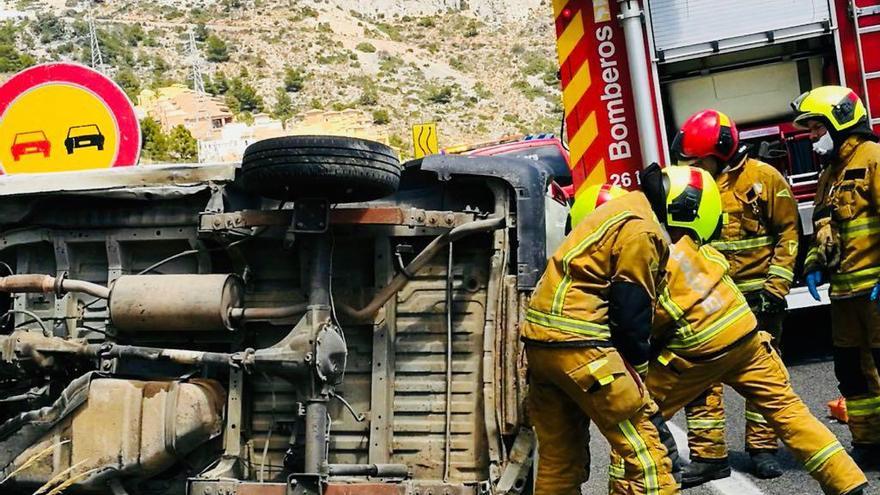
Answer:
[
  {"left": 372, "top": 109, "right": 390, "bottom": 125},
  {"left": 355, "top": 42, "right": 376, "bottom": 53}
]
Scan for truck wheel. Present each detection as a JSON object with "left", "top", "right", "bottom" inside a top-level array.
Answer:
[{"left": 240, "top": 135, "right": 401, "bottom": 203}]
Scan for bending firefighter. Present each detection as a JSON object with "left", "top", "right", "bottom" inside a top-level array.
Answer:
[
  {"left": 584, "top": 168, "right": 867, "bottom": 495},
  {"left": 521, "top": 168, "right": 683, "bottom": 494},
  {"left": 670, "top": 109, "right": 800, "bottom": 484},
  {"left": 794, "top": 85, "right": 880, "bottom": 465}
]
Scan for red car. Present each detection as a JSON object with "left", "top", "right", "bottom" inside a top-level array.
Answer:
[
  {"left": 11, "top": 131, "right": 51, "bottom": 161},
  {"left": 466, "top": 135, "right": 576, "bottom": 199}
]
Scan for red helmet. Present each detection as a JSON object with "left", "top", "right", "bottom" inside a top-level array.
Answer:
[{"left": 672, "top": 109, "right": 739, "bottom": 162}]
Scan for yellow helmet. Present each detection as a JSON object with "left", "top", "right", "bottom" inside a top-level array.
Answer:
[
  {"left": 663, "top": 166, "right": 722, "bottom": 243},
  {"left": 791, "top": 85, "right": 867, "bottom": 132},
  {"left": 570, "top": 183, "right": 627, "bottom": 228}
]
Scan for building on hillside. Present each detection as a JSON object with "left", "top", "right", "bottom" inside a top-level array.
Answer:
[
  {"left": 0, "top": 9, "right": 32, "bottom": 21},
  {"left": 293, "top": 109, "right": 388, "bottom": 144},
  {"left": 198, "top": 113, "right": 288, "bottom": 163},
  {"left": 136, "top": 85, "right": 234, "bottom": 141},
  {"left": 198, "top": 109, "right": 388, "bottom": 163}
]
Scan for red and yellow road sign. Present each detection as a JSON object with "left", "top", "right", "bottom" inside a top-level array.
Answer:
[
  {"left": 0, "top": 63, "right": 140, "bottom": 175},
  {"left": 552, "top": 0, "right": 647, "bottom": 194}
]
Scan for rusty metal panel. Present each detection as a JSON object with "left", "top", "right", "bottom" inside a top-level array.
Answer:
[
  {"left": 236, "top": 483, "right": 288, "bottom": 495},
  {"left": 369, "top": 237, "right": 396, "bottom": 463},
  {"left": 391, "top": 246, "right": 490, "bottom": 482},
  {"left": 500, "top": 276, "right": 524, "bottom": 435},
  {"left": 189, "top": 480, "right": 287, "bottom": 495},
  {"left": 0, "top": 163, "right": 236, "bottom": 197},
  {"left": 325, "top": 483, "right": 406, "bottom": 495}
]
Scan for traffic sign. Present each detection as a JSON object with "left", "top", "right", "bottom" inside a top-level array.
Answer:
[
  {"left": 0, "top": 63, "right": 141, "bottom": 175},
  {"left": 412, "top": 122, "right": 439, "bottom": 159}
]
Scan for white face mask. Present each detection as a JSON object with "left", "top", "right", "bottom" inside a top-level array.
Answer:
[{"left": 813, "top": 132, "right": 834, "bottom": 155}]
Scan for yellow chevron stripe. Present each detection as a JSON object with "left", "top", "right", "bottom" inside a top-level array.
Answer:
[
  {"left": 579, "top": 159, "right": 607, "bottom": 192},
  {"left": 563, "top": 61, "right": 591, "bottom": 115},
  {"left": 552, "top": 0, "right": 569, "bottom": 19},
  {"left": 556, "top": 10, "right": 584, "bottom": 66},
  {"left": 569, "top": 111, "right": 598, "bottom": 165}
]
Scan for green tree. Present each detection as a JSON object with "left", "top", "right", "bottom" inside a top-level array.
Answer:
[
  {"left": 194, "top": 22, "right": 209, "bottom": 42},
  {"left": 151, "top": 55, "right": 172, "bottom": 87},
  {"left": 283, "top": 66, "right": 305, "bottom": 92},
  {"left": 167, "top": 125, "right": 197, "bottom": 162},
  {"left": 32, "top": 13, "right": 65, "bottom": 44},
  {"left": 114, "top": 68, "right": 141, "bottom": 100},
  {"left": 205, "top": 34, "right": 230, "bottom": 62},
  {"left": 211, "top": 70, "right": 229, "bottom": 94},
  {"left": 96, "top": 27, "right": 135, "bottom": 66},
  {"left": 0, "top": 44, "right": 34, "bottom": 73},
  {"left": 272, "top": 87, "right": 294, "bottom": 128},
  {"left": 122, "top": 24, "right": 145, "bottom": 46},
  {"left": 226, "top": 77, "right": 263, "bottom": 113},
  {"left": 0, "top": 21, "right": 34, "bottom": 73},
  {"left": 140, "top": 117, "right": 168, "bottom": 162}
]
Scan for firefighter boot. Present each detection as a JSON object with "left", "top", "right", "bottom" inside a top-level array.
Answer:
[
  {"left": 750, "top": 452, "right": 783, "bottom": 479},
  {"left": 682, "top": 458, "right": 731, "bottom": 488}
]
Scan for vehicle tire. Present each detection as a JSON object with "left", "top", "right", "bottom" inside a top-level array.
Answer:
[
  {"left": 98, "top": 144, "right": 104, "bottom": 151},
  {"left": 240, "top": 135, "right": 401, "bottom": 203}
]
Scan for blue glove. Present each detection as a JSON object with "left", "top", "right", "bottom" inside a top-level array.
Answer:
[
  {"left": 871, "top": 281, "right": 880, "bottom": 307},
  {"left": 806, "top": 271, "right": 823, "bottom": 302}
]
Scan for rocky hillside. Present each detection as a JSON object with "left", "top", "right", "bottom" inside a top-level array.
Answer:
[{"left": 2, "top": 0, "right": 562, "bottom": 156}]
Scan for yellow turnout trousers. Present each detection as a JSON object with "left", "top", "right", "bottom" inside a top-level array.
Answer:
[
  {"left": 684, "top": 308, "right": 785, "bottom": 459},
  {"left": 831, "top": 295, "right": 880, "bottom": 446},
  {"left": 526, "top": 345, "right": 677, "bottom": 495},
  {"left": 645, "top": 332, "right": 866, "bottom": 494}
]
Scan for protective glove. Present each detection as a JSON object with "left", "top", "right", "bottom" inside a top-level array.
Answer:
[
  {"left": 806, "top": 271, "right": 823, "bottom": 302},
  {"left": 871, "top": 281, "right": 880, "bottom": 308},
  {"left": 758, "top": 290, "right": 787, "bottom": 314},
  {"left": 814, "top": 217, "right": 841, "bottom": 270}
]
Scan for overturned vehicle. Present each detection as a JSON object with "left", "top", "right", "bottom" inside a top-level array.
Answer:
[{"left": 0, "top": 136, "right": 568, "bottom": 495}]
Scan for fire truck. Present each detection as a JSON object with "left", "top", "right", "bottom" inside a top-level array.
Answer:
[{"left": 552, "top": 0, "right": 880, "bottom": 309}]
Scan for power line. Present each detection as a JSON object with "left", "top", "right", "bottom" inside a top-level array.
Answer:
[
  {"left": 87, "top": 6, "right": 106, "bottom": 74},
  {"left": 188, "top": 26, "right": 208, "bottom": 163},
  {"left": 187, "top": 28, "right": 206, "bottom": 95}
]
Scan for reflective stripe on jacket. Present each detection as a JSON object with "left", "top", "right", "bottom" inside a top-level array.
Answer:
[
  {"left": 808, "top": 136, "right": 880, "bottom": 298},
  {"left": 653, "top": 236, "right": 757, "bottom": 358},
  {"left": 709, "top": 158, "right": 799, "bottom": 299},
  {"left": 521, "top": 192, "right": 668, "bottom": 345}
]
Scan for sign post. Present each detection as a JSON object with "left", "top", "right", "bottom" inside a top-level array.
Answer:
[
  {"left": 0, "top": 63, "right": 141, "bottom": 175},
  {"left": 411, "top": 122, "right": 439, "bottom": 159}
]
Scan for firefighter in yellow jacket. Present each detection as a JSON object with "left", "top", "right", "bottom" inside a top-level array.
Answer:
[
  {"left": 581, "top": 170, "right": 868, "bottom": 495},
  {"left": 669, "top": 109, "right": 800, "bottom": 484},
  {"left": 522, "top": 164, "right": 696, "bottom": 494},
  {"left": 794, "top": 85, "right": 880, "bottom": 465}
]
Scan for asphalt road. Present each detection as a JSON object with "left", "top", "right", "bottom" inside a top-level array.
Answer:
[{"left": 579, "top": 306, "right": 880, "bottom": 494}]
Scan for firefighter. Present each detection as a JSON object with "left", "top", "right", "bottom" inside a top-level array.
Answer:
[
  {"left": 793, "top": 85, "right": 880, "bottom": 465},
  {"left": 669, "top": 109, "right": 799, "bottom": 483},
  {"left": 522, "top": 164, "right": 693, "bottom": 494},
  {"left": 569, "top": 182, "right": 627, "bottom": 228},
  {"left": 601, "top": 167, "right": 867, "bottom": 495}
]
